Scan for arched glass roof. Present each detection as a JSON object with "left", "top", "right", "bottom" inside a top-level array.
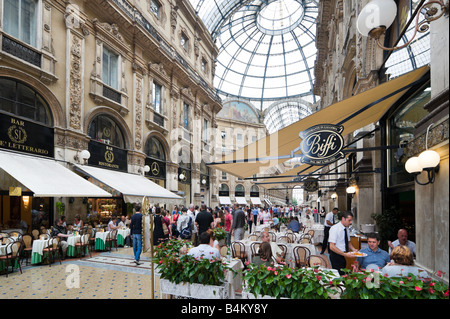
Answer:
[
  {"left": 263, "top": 98, "right": 313, "bottom": 134},
  {"left": 190, "top": 0, "right": 319, "bottom": 111}
]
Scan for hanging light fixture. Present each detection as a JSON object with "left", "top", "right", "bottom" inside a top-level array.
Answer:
[
  {"left": 404, "top": 124, "right": 440, "bottom": 185},
  {"left": 357, "top": 0, "right": 449, "bottom": 51}
]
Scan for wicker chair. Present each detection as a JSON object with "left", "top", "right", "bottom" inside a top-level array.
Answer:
[
  {"left": 75, "top": 234, "right": 91, "bottom": 258},
  {"left": 42, "top": 237, "right": 62, "bottom": 266},
  {"left": 219, "top": 245, "right": 228, "bottom": 258},
  {"left": 106, "top": 229, "right": 118, "bottom": 251},
  {"left": 277, "top": 243, "right": 287, "bottom": 260},
  {"left": 248, "top": 234, "right": 259, "bottom": 241},
  {"left": 31, "top": 229, "right": 40, "bottom": 240}
]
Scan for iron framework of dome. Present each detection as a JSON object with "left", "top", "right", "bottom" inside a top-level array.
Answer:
[{"left": 190, "top": 0, "right": 319, "bottom": 115}]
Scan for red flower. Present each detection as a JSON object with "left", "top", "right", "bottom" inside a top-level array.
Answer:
[
  {"left": 286, "top": 274, "right": 292, "bottom": 279},
  {"left": 415, "top": 286, "right": 422, "bottom": 291}
]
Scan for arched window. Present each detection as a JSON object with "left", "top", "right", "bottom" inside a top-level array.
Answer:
[
  {"left": 0, "top": 77, "right": 52, "bottom": 126},
  {"left": 88, "top": 114, "right": 125, "bottom": 149},
  {"left": 235, "top": 184, "right": 245, "bottom": 197},
  {"left": 145, "top": 136, "right": 166, "bottom": 161}
]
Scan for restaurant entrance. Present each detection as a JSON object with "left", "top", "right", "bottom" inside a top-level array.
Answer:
[{"left": 386, "top": 189, "right": 416, "bottom": 243}]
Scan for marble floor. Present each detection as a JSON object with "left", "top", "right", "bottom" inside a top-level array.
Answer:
[{"left": 0, "top": 247, "right": 163, "bottom": 299}]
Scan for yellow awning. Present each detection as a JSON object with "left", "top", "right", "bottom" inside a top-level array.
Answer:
[{"left": 209, "top": 66, "right": 429, "bottom": 179}]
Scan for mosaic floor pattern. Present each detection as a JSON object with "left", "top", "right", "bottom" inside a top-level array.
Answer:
[{"left": 0, "top": 248, "right": 162, "bottom": 299}]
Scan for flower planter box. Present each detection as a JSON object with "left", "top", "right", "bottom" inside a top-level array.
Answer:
[
  {"left": 159, "top": 279, "right": 190, "bottom": 297},
  {"left": 190, "top": 283, "right": 228, "bottom": 299}
]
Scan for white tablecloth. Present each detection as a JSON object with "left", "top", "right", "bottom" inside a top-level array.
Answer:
[
  {"left": 225, "top": 259, "right": 244, "bottom": 299},
  {"left": 31, "top": 239, "right": 50, "bottom": 257},
  {"left": 67, "top": 235, "right": 81, "bottom": 247},
  {"left": 117, "top": 228, "right": 130, "bottom": 238},
  {"left": 0, "top": 244, "right": 11, "bottom": 256},
  {"left": 95, "top": 231, "right": 110, "bottom": 243}
]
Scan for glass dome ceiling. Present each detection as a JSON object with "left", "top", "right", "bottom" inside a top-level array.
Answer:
[{"left": 190, "top": 0, "right": 319, "bottom": 111}]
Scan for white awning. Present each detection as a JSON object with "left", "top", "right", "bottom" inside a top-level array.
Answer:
[
  {"left": 73, "top": 164, "right": 182, "bottom": 204},
  {"left": 0, "top": 150, "right": 111, "bottom": 198},
  {"left": 235, "top": 197, "right": 248, "bottom": 205},
  {"left": 264, "top": 198, "right": 272, "bottom": 206},
  {"left": 250, "top": 197, "right": 262, "bottom": 205},
  {"left": 219, "top": 196, "right": 232, "bottom": 205}
]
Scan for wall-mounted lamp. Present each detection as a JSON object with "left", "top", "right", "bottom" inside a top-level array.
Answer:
[
  {"left": 405, "top": 124, "right": 440, "bottom": 185},
  {"left": 179, "top": 173, "right": 185, "bottom": 181},
  {"left": 22, "top": 196, "right": 30, "bottom": 209},
  {"left": 138, "top": 165, "right": 150, "bottom": 175},
  {"left": 346, "top": 186, "right": 357, "bottom": 198},
  {"left": 201, "top": 178, "right": 207, "bottom": 185},
  {"left": 357, "top": 0, "right": 449, "bottom": 51},
  {"left": 331, "top": 193, "right": 338, "bottom": 201},
  {"left": 74, "top": 149, "right": 91, "bottom": 164}
]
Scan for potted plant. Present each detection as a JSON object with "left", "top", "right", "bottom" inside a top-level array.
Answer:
[
  {"left": 329, "top": 269, "right": 449, "bottom": 299},
  {"left": 56, "top": 201, "right": 65, "bottom": 216},
  {"left": 156, "top": 252, "right": 236, "bottom": 299},
  {"left": 242, "top": 263, "right": 338, "bottom": 299},
  {"left": 212, "top": 227, "right": 227, "bottom": 246}
]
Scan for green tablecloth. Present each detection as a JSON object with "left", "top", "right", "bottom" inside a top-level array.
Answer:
[
  {"left": 0, "top": 259, "right": 19, "bottom": 272},
  {"left": 94, "top": 238, "right": 111, "bottom": 250},
  {"left": 117, "top": 234, "right": 125, "bottom": 246}
]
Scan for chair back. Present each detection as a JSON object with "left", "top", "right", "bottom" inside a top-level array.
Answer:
[
  {"left": 231, "top": 241, "right": 245, "bottom": 258},
  {"left": 2, "top": 237, "right": 12, "bottom": 244},
  {"left": 293, "top": 246, "right": 311, "bottom": 268},
  {"left": 307, "top": 255, "right": 329, "bottom": 268},
  {"left": 219, "top": 246, "right": 228, "bottom": 258},
  {"left": 277, "top": 244, "right": 287, "bottom": 259},
  {"left": 286, "top": 233, "right": 296, "bottom": 242},
  {"left": 32, "top": 229, "right": 40, "bottom": 240},
  {"left": 248, "top": 234, "right": 258, "bottom": 241},
  {"left": 40, "top": 227, "right": 47, "bottom": 234},
  {"left": 278, "top": 236, "right": 292, "bottom": 244},
  {"left": 22, "top": 234, "right": 33, "bottom": 248},
  {"left": 10, "top": 241, "right": 22, "bottom": 257},
  {"left": 268, "top": 232, "right": 276, "bottom": 242},
  {"left": 250, "top": 242, "right": 260, "bottom": 257},
  {"left": 307, "top": 229, "right": 315, "bottom": 237},
  {"left": 39, "top": 234, "right": 50, "bottom": 240}
]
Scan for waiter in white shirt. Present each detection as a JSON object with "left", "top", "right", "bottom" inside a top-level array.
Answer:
[
  {"left": 328, "top": 211, "right": 357, "bottom": 275},
  {"left": 320, "top": 207, "right": 339, "bottom": 254}
]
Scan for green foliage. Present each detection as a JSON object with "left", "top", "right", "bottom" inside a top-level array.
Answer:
[
  {"left": 330, "top": 269, "right": 449, "bottom": 299},
  {"left": 156, "top": 252, "right": 235, "bottom": 286},
  {"left": 212, "top": 227, "right": 227, "bottom": 241},
  {"left": 56, "top": 201, "right": 65, "bottom": 216},
  {"left": 243, "top": 264, "right": 337, "bottom": 299},
  {"left": 153, "top": 238, "right": 192, "bottom": 261},
  {"left": 371, "top": 207, "right": 404, "bottom": 250}
]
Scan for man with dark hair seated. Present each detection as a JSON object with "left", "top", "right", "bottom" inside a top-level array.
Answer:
[
  {"left": 187, "top": 232, "right": 221, "bottom": 260},
  {"left": 353, "top": 232, "right": 390, "bottom": 271}
]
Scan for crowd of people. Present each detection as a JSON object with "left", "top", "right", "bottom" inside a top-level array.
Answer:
[{"left": 106, "top": 202, "right": 427, "bottom": 279}]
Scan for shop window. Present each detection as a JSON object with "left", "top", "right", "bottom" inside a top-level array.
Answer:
[
  {"left": 388, "top": 83, "right": 431, "bottom": 186},
  {"left": 0, "top": 77, "right": 52, "bottom": 125},
  {"left": 88, "top": 114, "right": 126, "bottom": 149},
  {"left": 145, "top": 136, "right": 166, "bottom": 161}
]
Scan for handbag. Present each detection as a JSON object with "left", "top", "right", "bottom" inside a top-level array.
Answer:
[{"left": 162, "top": 217, "right": 169, "bottom": 236}]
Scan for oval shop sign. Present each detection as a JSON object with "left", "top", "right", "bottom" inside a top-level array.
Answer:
[{"left": 298, "top": 124, "right": 345, "bottom": 165}]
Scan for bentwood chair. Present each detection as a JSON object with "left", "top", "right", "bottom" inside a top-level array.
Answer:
[
  {"left": 307, "top": 255, "right": 329, "bottom": 268},
  {"left": 31, "top": 229, "right": 40, "bottom": 240},
  {"left": 231, "top": 241, "right": 247, "bottom": 264},
  {"left": 248, "top": 234, "right": 259, "bottom": 241},
  {"left": 277, "top": 243, "right": 287, "bottom": 260},
  {"left": 21, "top": 234, "right": 33, "bottom": 265},
  {"left": 76, "top": 234, "right": 91, "bottom": 258},
  {"left": 250, "top": 242, "right": 261, "bottom": 258},
  {"left": 278, "top": 236, "right": 292, "bottom": 244},
  {"left": 293, "top": 246, "right": 311, "bottom": 268},
  {"left": 0, "top": 241, "right": 23, "bottom": 277},
  {"left": 106, "top": 229, "right": 118, "bottom": 251}
]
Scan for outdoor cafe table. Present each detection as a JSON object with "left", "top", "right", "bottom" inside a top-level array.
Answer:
[
  {"left": 95, "top": 231, "right": 110, "bottom": 250},
  {"left": 117, "top": 228, "right": 130, "bottom": 246},
  {"left": 31, "top": 239, "right": 50, "bottom": 264},
  {"left": 66, "top": 235, "right": 81, "bottom": 257},
  {"left": 239, "top": 239, "right": 317, "bottom": 268},
  {"left": 0, "top": 243, "right": 14, "bottom": 272},
  {"left": 226, "top": 258, "right": 244, "bottom": 299}
]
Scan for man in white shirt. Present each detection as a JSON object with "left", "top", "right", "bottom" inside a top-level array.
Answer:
[
  {"left": 188, "top": 231, "right": 221, "bottom": 260},
  {"left": 328, "top": 211, "right": 357, "bottom": 275},
  {"left": 320, "top": 208, "right": 339, "bottom": 254},
  {"left": 388, "top": 229, "right": 416, "bottom": 256}
]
